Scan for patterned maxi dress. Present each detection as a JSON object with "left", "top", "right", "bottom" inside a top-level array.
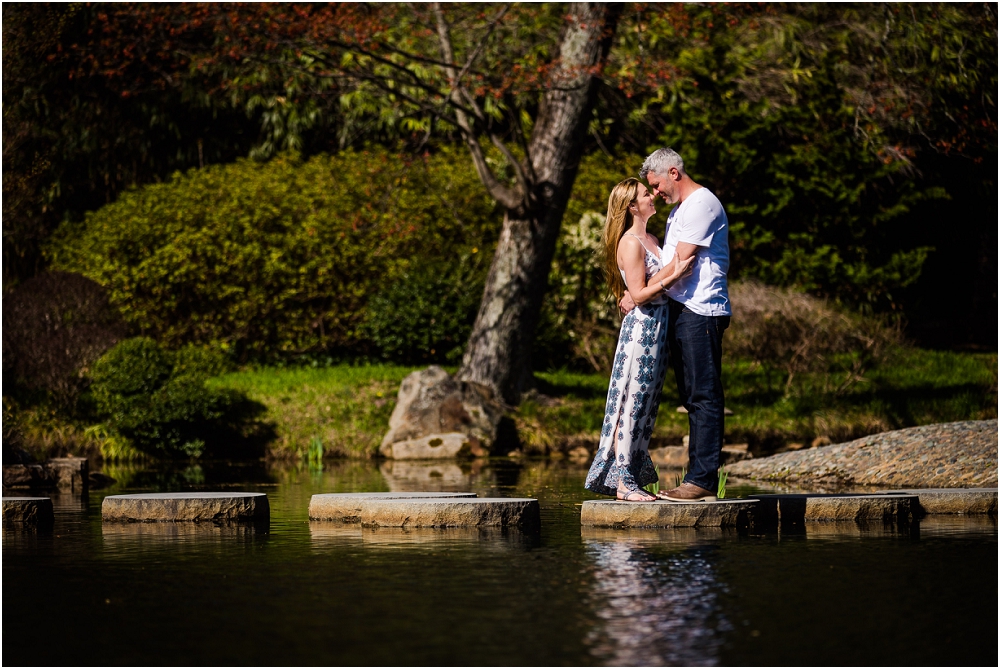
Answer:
[{"left": 585, "top": 236, "right": 670, "bottom": 496}]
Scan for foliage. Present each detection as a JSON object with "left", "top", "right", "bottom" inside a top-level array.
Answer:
[
  {"left": 608, "top": 4, "right": 996, "bottom": 308},
  {"left": 726, "top": 281, "right": 902, "bottom": 394},
  {"left": 1, "top": 4, "right": 257, "bottom": 286},
  {"left": 2, "top": 271, "right": 126, "bottom": 407},
  {"left": 717, "top": 465, "right": 728, "bottom": 500},
  {"left": 364, "top": 254, "right": 488, "bottom": 365},
  {"left": 88, "top": 337, "right": 254, "bottom": 458},
  {"left": 51, "top": 147, "right": 499, "bottom": 360}
]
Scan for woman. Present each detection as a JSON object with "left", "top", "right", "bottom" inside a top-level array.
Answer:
[{"left": 585, "top": 178, "right": 693, "bottom": 501}]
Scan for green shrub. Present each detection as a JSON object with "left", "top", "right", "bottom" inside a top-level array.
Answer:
[
  {"left": 50, "top": 147, "right": 500, "bottom": 360},
  {"left": 363, "top": 252, "right": 486, "bottom": 364},
  {"left": 727, "top": 281, "right": 902, "bottom": 395},
  {"left": 89, "top": 337, "right": 253, "bottom": 458}
]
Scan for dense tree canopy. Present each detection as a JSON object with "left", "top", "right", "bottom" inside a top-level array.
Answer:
[{"left": 4, "top": 2, "right": 996, "bottom": 352}]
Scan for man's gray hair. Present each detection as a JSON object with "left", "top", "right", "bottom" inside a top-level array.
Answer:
[{"left": 639, "top": 148, "right": 685, "bottom": 180}]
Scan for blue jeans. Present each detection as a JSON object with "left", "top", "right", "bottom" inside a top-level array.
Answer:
[{"left": 668, "top": 299, "right": 730, "bottom": 492}]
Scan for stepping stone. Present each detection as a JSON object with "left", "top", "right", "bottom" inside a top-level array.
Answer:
[
  {"left": 749, "top": 493, "right": 917, "bottom": 528},
  {"left": 580, "top": 499, "right": 757, "bottom": 529},
  {"left": 2, "top": 497, "right": 54, "bottom": 528},
  {"left": 876, "top": 488, "right": 997, "bottom": 515},
  {"left": 309, "top": 492, "right": 477, "bottom": 521},
  {"left": 102, "top": 492, "right": 269, "bottom": 523},
  {"left": 310, "top": 494, "right": 538, "bottom": 529}
]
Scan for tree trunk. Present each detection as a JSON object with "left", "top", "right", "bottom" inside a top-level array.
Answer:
[{"left": 457, "top": 3, "right": 622, "bottom": 404}]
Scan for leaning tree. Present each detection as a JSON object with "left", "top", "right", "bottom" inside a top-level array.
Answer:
[{"left": 197, "top": 3, "right": 625, "bottom": 404}]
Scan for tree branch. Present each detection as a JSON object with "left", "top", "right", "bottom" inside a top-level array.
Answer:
[{"left": 432, "top": 2, "right": 523, "bottom": 209}]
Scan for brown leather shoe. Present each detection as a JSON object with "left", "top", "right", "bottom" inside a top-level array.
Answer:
[{"left": 660, "top": 482, "right": 717, "bottom": 502}]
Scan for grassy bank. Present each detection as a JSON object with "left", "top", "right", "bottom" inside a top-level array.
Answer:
[
  {"left": 207, "top": 364, "right": 419, "bottom": 459},
  {"left": 210, "top": 348, "right": 997, "bottom": 459}
]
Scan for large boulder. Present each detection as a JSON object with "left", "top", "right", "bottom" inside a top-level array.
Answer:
[{"left": 379, "top": 366, "right": 506, "bottom": 459}]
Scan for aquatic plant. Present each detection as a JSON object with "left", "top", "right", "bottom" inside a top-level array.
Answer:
[
  {"left": 717, "top": 465, "right": 728, "bottom": 499},
  {"left": 307, "top": 436, "right": 324, "bottom": 466}
]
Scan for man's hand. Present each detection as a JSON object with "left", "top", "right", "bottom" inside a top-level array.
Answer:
[{"left": 619, "top": 291, "right": 636, "bottom": 316}]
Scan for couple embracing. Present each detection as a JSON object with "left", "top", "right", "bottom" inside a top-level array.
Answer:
[{"left": 585, "top": 148, "right": 731, "bottom": 503}]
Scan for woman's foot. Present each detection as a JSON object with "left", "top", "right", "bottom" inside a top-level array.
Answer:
[{"left": 616, "top": 486, "right": 657, "bottom": 502}]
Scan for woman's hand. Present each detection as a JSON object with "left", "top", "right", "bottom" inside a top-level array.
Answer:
[{"left": 669, "top": 254, "right": 695, "bottom": 282}]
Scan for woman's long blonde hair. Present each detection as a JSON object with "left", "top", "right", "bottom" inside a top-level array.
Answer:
[{"left": 601, "top": 177, "right": 641, "bottom": 301}]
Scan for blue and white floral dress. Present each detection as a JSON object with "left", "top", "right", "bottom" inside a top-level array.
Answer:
[{"left": 585, "top": 234, "right": 669, "bottom": 496}]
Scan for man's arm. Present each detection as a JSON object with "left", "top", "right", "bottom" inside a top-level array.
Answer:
[{"left": 674, "top": 241, "right": 699, "bottom": 261}]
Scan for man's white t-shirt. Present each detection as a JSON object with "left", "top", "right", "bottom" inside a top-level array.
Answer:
[{"left": 661, "top": 187, "right": 731, "bottom": 316}]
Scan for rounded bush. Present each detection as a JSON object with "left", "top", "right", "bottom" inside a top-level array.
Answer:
[
  {"left": 89, "top": 337, "right": 246, "bottom": 458},
  {"left": 51, "top": 147, "right": 499, "bottom": 360}
]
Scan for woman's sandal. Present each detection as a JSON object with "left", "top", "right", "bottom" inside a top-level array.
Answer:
[{"left": 617, "top": 488, "right": 657, "bottom": 502}]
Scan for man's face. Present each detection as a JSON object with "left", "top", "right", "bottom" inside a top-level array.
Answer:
[{"left": 646, "top": 169, "right": 678, "bottom": 204}]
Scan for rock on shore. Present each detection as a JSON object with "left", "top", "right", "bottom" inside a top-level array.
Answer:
[{"left": 728, "top": 420, "right": 998, "bottom": 488}]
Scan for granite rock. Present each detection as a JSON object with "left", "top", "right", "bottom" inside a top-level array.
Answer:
[
  {"left": 728, "top": 420, "right": 998, "bottom": 487},
  {"left": 580, "top": 499, "right": 756, "bottom": 529},
  {"left": 379, "top": 366, "right": 504, "bottom": 459},
  {"left": 348, "top": 497, "right": 539, "bottom": 529},
  {"left": 102, "top": 492, "right": 269, "bottom": 523},
  {"left": 309, "top": 491, "right": 477, "bottom": 521},
  {"left": 2, "top": 497, "right": 54, "bottom": 527}
]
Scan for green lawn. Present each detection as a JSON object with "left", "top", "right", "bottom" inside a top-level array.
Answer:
[
  {"left": 208, "top": 364, "right": 419, "bottom": 459},
  {"left": 209, "top": 348, "right": 997, "bottom": 459}
]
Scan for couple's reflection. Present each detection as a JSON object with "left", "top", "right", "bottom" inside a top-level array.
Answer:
[{"left": 583, "top": 529, "right": 731, "bottom": 666}]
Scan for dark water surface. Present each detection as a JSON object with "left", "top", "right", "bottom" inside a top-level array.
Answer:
[{"left": 3, "top": 459, "right": 997, "bottom": 666}]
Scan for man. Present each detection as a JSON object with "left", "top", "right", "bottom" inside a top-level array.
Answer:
[{"left": 621, "top": 147, "right": 731, "bottom": 501}]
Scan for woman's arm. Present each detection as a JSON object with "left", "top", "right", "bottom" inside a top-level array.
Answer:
[
  {"left": 619, "top": 237, "right": 694, "bottom": 306},
  {"left": 648, "top": 252, "right": 694, "bottom": 290}
]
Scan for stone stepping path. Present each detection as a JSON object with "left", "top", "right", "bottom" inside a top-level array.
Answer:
[
  {"left": 580, "top": 499, "right": 757, "bottom": 529},
  {"left": 102, "top": 492, "right": 269, "bottom": 523},
  {"left": 309, "top": 492, "right": 538, "bottom": 529},
  {"left": 2, "top": 497, "right": 54, "bottom": 527},
  {"left": 876, "top": 488, "right": 997, "bottom": 515},
  {"left": 309, "top": 491, "right": 477, "bottom": 522},
  {"left": 749, "top": 493, "right": 917, "bottom": 528}
]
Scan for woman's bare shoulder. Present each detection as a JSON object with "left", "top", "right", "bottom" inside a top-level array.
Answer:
[{"left": 617, "top": 234, "right": 644, "bottom": 266}]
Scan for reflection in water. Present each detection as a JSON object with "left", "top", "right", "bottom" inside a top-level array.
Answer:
[
  {"left": 584, "top": 532, "right": 731, "bottom": 666},
  {"left": 309, "top": 522, "right": 536, "bottom": 552},
  {"left": 913, "top": 514, "right": 998, "bottom": 538},
  {"left": 379, "top": 460, "right": 472, "bottom": 491},
  {"left": 101, "top": 521, "right": 268, "bottom": 557}
]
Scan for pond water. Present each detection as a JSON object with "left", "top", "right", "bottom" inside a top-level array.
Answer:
[{"left": 3, "top": 459, "right": 997, "bottom": 666}]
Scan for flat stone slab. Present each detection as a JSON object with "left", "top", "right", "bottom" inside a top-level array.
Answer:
[
  {"left": 324, "top": 497, "right": 539, "bottom": 529},
  {"left": 102, "top": 492, "right": 269, "bottom": 523},
  {"left": 876, "top": 488, "right": 997, "bottom": 515},
  {"left": 728, "top": 420, "right": 997, "bottom": 487},
  {"left": 580, "top": 499, "right": 757, "bottom": 529},
  {"left": 2, "top": 497, "right": 54, "bottom": 527},
  {"left": 309, "top": 492, "right": 477, "bottom": 521},
  {"left": 750, "top": 494, "right": 917, "bottom": 527}
]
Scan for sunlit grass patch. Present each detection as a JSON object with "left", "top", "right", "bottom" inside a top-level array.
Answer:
[{"left": 209, "top": 364, "right": 418, "bottom": 458}]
